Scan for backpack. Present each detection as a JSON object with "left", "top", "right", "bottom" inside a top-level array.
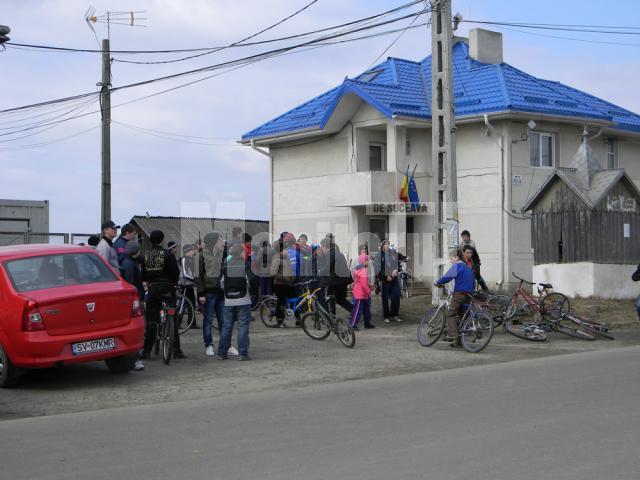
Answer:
[{"left": 224, "top": 257, "right": 248, "bottom": 300}]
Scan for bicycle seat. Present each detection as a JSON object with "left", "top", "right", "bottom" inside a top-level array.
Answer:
[
  {"left": 539, "top": 283, "right": 553, "bottom": 289},
  {"left": 471, "top": 291, "right": 488, "bottom": 301}
]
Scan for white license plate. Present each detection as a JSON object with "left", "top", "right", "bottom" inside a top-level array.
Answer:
[{"left": 72, "top": 337, "right": 116, "bottom": 355}]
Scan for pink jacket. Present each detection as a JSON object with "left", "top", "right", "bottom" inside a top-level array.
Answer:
[{"left": 352, "top": 255, "right": 371, "bottom": 300}]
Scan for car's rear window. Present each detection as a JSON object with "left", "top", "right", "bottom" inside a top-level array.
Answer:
[{"left": 4, "top": 253, "right": 119, "bottom": 292}]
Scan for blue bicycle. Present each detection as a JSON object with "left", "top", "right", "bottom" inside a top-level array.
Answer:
[{"left": 259, "top": 280, "right": 320, "bottom": 328}]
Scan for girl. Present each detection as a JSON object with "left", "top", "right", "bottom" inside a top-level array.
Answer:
[{"left": 351, "top": 254, "right": 375, "bottom": 330}]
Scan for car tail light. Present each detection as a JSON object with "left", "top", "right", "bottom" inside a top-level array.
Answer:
[
  {"left": 22, "top": 300, "right": 45, "bottom": 332},
  {"left": 131, "top": 294, "right": 143, "bottom": 317}
]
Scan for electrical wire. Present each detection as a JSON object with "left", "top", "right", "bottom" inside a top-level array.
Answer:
[
  {"left": 0, "top": 8, "right": 431, "bottom": 120},
  {"left": 4, "top": 1, "right": 423, "bottom": 55},
  {"left": 364, "top": 10, "right": 425, "bottom": 70},
  {"left": 113, "top": 120, "right": 242, "bottom": 146},
  {"left": 462, "top": 19, "right": 640, "bottom": 35},
  {"left": 0, "top": 125, "right": 100, "bottom": 151},
  {"left": 113, "top": 0, "right": 320, "bottom": 65}
]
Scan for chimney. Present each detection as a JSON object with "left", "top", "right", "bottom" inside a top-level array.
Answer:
[{"left": 469, "top": 28, "right": 503, "bottom": 64}]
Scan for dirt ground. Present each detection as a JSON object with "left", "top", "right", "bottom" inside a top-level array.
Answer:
[{"left": 1, "top": 294, "right": 638, "bottom": 421}]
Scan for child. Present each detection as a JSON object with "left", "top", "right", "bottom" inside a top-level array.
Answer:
[{"left": 351, "top": 254, "right": 375, "bottom": 330}]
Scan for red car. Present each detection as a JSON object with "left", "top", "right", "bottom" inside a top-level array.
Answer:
[{"left": 0, "top": 244, "right": 145, "bottom": 387}]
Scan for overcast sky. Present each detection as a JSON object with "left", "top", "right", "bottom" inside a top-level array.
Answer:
[{"left": 2, "top": 0, "right": 639, "bottom": 234}]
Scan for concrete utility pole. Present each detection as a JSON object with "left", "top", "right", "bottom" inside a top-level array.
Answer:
[
  {"left": 430, "top": 0, "right": 458, "bottom": 303},
  {"left": 100, "top": 38, "right": 111, "bottom": 224}
]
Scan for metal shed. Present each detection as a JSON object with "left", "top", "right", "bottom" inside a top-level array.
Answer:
[{"left": 129, "top": 215, "right": 269, "bottom": 252}]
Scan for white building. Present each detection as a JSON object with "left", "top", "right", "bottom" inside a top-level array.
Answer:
[{"left": 241, "top": 29, "right": 640, "bottom": 289}]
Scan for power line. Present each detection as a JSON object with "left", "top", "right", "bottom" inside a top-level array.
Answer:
[
  {"left": 113, "top": 0, "right": 320, "bottom": 65},
  {"left": 365, "top": 11, "right": 426, "bottom": 70},
  {"left": 477, "top": 23, "right": 640, "bottom": 47},
  {"left": 0, "top": 8, "right": 430, "bottom": 119},
  {"left": 113, "top": 121, "right": 242, "bottom": 146},
  {"left": 4, "top": 1, "right": 423, "bottom": 55},
  {"left": 462, "top": 19, "right": 640, "bottom": 35},
  {"left": 0, "top": 125, "right": 99, "bottom": 151}
]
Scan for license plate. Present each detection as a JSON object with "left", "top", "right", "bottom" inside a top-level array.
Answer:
[{"left": 72, "top": 337, "right": 116, "bottom": 355}]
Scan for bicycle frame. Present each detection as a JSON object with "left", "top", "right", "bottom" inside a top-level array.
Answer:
[{"left": 511, "top": 279, "right": 550, "bottom": 314}]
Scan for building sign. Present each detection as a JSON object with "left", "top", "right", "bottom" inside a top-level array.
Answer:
[
  {"left": 367, "top": 203, "right": 430, "bottom": 215},
  {"left": 512, "top": 175, "right": 523, "bottom": 185},
  {"left": 606, "top": 195, "right": 636, "bottom": 213}
]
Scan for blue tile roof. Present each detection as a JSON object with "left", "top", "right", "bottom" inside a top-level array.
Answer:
[{"left": 242, "top": 41, "right": 640, "bottom": 140}]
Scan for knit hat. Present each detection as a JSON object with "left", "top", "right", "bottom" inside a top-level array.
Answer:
[
  {"left": 167, "top": 240, "right": 178, "bottom": 250},
  {"left": 124, "top": 240, "right": 141, "bottom": 255},
  {"left": 182, "top": 243, "right": 195, "bottom": 255},
  {"left": 203, "top": 231, "right": 221, "bottom": 247},
  {"left": 149, "top": 230, "right": 165, "bottom": 245},
  {"left": 283, "top": 232, "right": 296, "bottom": 246},
  {"left": 358, "top": 254, "right": 369, "bottom": 265}
]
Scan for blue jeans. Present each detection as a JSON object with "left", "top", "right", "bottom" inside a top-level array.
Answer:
[
  {"left": 636, "top": 295, "right": 640, "bottom": 320},
  {"left": 203, "top": 292, "right": 224, "bottom": 347},
  {"left": 219, "top": 304, "right": 251, "bottom": 357}
]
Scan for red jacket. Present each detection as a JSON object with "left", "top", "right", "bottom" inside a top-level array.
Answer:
[{"left": 352, "top": 255, "right": 371, "bottom": 300}]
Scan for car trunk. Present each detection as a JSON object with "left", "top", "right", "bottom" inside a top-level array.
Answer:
[{"left": 25, "top": 283, "right": 133, "bottom": 336}]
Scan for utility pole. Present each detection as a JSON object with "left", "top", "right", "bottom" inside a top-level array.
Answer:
[
  {"left": 430, "top": 0, "right": 458, "bottom": 303},
  {"left": 100, "top": 38, "right": 111, "bottom": 224}
]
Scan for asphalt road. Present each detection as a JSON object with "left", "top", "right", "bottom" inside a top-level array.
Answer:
[{"left": 1, "top": 346, "right": 638, "bottom": 480}]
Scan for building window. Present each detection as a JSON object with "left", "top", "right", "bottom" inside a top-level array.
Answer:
[
  {"left": 369, "top": 143, "right": 386, "bottom": 171},
  {"left": 607, "top": 138, "right": 616, "bottom": 169},
  {"left": 529, "top": 132, "right": 555, "bottom": 167}
]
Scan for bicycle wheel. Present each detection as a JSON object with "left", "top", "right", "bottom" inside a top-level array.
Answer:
[
  {"left": 335, "top": 317, "right": 355, "bottom": 348},
  {"left": 301, "top": 311, "right": 331, "bottom": 340},
  {"left": 504, "top": 316, "right": 547, "bottom": 342},
  {"left": 556, "top": 322, "right": 596, "bottom": 340},
  {"left": 503, "top": 296, "right": 522, "bottom": 321},
  {"left": 417, "top": 307, "right": 445, "bottom": 347},
  {"left": 401, "top": 276, "right": 410, "bottom": 298},
  {"left": 460, "top": 311, "right": 494, "bottom": 353},
  {"left": 176, "top": 294, "right": 196, "bottom": 335},
  {"left": 259, "top": 296, "right": 280, "bottom": 328},
  {"left": 486, "top": 294, "right": 512, "bottom": 327},
  {"left": 540, "top": 293, "right": 570, "bottom": 321},
  {"left": 162, "top": 315, "right": 175, "bottom": 364}
]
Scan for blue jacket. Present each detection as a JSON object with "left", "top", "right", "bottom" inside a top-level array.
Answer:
[
  {"left": 121, "top": 255, "right": 144, "bottom": 299},
  {"left": 114, "top": 235, "right": 129, "bottom": 267},
  {"left": 436, "top": 261, "right": 475, "bottom": 292}
]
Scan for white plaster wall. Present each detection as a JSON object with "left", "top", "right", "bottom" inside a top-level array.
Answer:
[
  {"left": 533, "top": 262, "right": 639, "bottom": 299},
  {"left": 618, "top": 141, "right": 640, "bottom": 185}
]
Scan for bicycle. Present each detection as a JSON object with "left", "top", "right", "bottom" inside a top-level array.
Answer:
[
  {"left": 417, "top": 287, "right": 494, "bottom": 353},
  {"left": 503, "top": 273, "right": 569, "bottom": 341},
  {"left": 259, "top": 280, "right": 320, "bottom": 328},
  {"left": 152, "top": 293, "right": 176, "bottom": 365},
  {"left": 540, "top": 311, "right": 612, "bottom": 341},
  {"left": 175, "top": 284, "right": 197, "bottom": 334},
  {"left": 474, "top": 291, "right": 547, "bottom": 342},
  {"left": 399, "top": 259, "right": 412, "bottom": 298},
  {"left": 300, "top": 292, "right": 355, "bottom": 348}
]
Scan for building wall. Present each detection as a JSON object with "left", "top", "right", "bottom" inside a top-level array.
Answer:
[
  {"left": 268, "top": 114, "right": 640, "bottom": 292},
  {"left": 0, "top": 199, "right": 50, "bottom": 246}
]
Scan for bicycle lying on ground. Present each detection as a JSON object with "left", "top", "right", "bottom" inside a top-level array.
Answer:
[
  {"left": 300, "top": 293, "right": 355, "bottom": 348},
  {"left": 417, "top": 287, "right": 494, "bottom": 353},
  {"left": 259, "top": 280, "right": 319, "bottom": 328},
  {"left": 554, "top": 311, "right": 614, "bottom": 340},
  {"left": 502, "top": 273, "right": 570, "bottom": 342}
]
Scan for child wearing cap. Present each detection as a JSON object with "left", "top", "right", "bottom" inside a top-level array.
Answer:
[{"left": 351, "top": 254, "right": 375, "bottom": 330}]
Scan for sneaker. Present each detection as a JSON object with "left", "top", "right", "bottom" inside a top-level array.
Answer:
[
  {"left": 449, "top": 340, "right": 462, "bottom": 348},
  {"left": 238, "top": 355, "right": 251, "bottom": 361},
  {"left": 394, "top": 316, "right": 403, "bottom": 322},
  {"left": 205, "top": 345, "right": 215, "bottom": 356},
  {"left": 132, "top": 360, "right": 145, "bottom": 371},
  {"left": 384, "top": 318, "right": 391, "bottom": 323},
  {"left": 218, "top": 355, "right": 228, "bottom": 360},
  {"left": 364, "top": 324, "right": 376, "bottom": 329},
  {"left": 228, "top": 345, "right": 239, "bottom": 356},
  {"left": 173, "top": 350, "right": 188, "bottom": 359}
]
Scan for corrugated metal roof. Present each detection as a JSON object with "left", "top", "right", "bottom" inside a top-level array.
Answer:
[
  {"left": 242, "top": 41, "right": 640, "bottom": 140},
  {"left": 130, "top": 216, "right": 269, "bottom": 250}
]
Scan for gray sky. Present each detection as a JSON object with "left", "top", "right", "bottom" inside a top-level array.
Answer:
[{"left": 2, "top": 0, "right": 639, "bottom": 234}]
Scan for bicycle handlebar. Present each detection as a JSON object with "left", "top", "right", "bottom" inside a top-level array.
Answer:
[{"left": 512, "top": 272, "right": 535, "bottom": 285}]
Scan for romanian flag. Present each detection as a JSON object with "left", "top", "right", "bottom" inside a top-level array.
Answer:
[
  {"left": 399, "top": 165, "right": 409, "bottom": 203},
  {"left": 408, "top": 164, "right": 420, "bottom": 208}
]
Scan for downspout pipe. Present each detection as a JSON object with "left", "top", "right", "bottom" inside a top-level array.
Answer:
[
  {"left": 589, "top": 126, "right": 605, "bottom": 143},
  {"left": 483, "top": 114, "right": 505, "bottom": 288},
  {"left": 250, "top": 139, "right": 273, "bottom": 241}
]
